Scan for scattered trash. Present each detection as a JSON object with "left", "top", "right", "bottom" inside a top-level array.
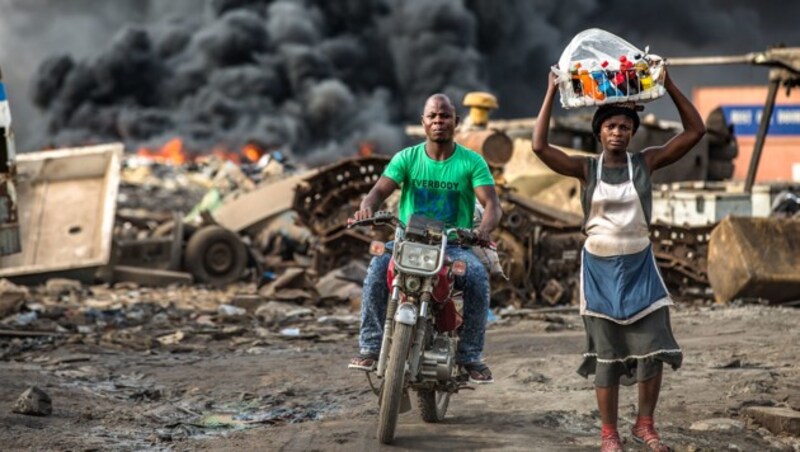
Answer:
[
  {"left": 230, "top": 294, "right": 265, "bottom": 313},
  {"left": 157, "top": 330, "right": 187, "bottom": 346},
  {"left": 279, "top": 328, "right": 300, "bottom": 337},
  {"left": 217, "top": 304, "right": 247, "bottom": 317},
  {"left": 15, "top": 311, "right": 38, "bottom": 326},
  {"left": 0, "top": 279, "right": 28, "bottom": 318}
]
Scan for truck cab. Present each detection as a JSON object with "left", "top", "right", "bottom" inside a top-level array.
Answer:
[{"left": 0, "top": 66, "right": 21, "bottom": 255}]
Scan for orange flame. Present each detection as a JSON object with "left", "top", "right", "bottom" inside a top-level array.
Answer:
[
  {"left": 137, "top": 137, "right": 187, "bottom": 165},
  {"left": 242, "top": 144, "right": 263, "bottom": 163},
  {"left": 136, "top": 138, "right": 264, "bottom": 166},
  {"left": 358, "top": 141, "right": 375, "bottom": 157}
]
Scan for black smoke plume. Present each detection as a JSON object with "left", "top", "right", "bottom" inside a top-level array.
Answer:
[
  {"left": 15, "top": 0, "right": 800, "bottom": 162},
  {"left": 29, "top": 0, "right": 490, "bottom": 163}
]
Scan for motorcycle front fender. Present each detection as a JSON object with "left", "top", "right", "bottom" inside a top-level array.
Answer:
[{"left": 394, "top": 303, "right": 418, "bottom": 326}]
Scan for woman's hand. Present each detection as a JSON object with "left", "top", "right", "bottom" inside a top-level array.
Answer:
[
  {"left": 547, "top": 70, "right": 560, "bottom": 95},
  {"left": 662, "top": 66, "right": 673, "bottom": 88},
  {"left": 548, "top": 70, "right": 558, "bottom": 86}
]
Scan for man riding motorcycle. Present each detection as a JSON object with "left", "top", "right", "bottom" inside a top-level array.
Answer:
[{"left": 348, "top": 93, "right": 502, "bottom": 383}]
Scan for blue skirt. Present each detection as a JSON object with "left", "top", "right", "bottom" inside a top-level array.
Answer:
[{"left": 580, "top": 244, "right": 671, "bottom": 324}]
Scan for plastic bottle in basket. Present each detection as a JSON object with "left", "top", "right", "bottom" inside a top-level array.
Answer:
[
  {"left": 634, "top": 55, "right": 654, "bottom": 91},
  {"left": 579, "top": 67, "right": 602, "bottom": 100},
  {"left": 599, "top": 61, "right": 623, "bottom": 98},
  {"left": 589, "top": 64, "right": 607, "bottom": 101},
  {"left": 570, "top": 63, "right": 583, "bottom": 97},
  {"left": 612, "top": 57, "right": 629, "bottom": 95},
  {"left": 619, "top": 56, "right": 639, "bottom": 95}
]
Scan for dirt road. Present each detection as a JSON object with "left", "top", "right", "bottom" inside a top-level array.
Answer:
[{"left": 1, "top": 303, "right": 799, "bottom": 451}]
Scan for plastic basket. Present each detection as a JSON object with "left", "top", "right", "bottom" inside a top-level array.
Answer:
[{"left": 554, "top": 28, "right": 666, "bottom": 109}]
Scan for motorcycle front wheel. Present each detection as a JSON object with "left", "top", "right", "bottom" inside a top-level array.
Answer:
[
  {"left": 417, "top": 388, "right": 450, "bottom": 422},
  {"left": 377, "top": 322, "right": 413, "bottom": 444}
]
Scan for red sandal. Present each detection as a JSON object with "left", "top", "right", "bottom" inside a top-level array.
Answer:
[
  {"left": 601, "top": 431, "right": 623, "bottom": 452},
  {"left": 632, "top": 417, "right": 671, "bottom": 452}
]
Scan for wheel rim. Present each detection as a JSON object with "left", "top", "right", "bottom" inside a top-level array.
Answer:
[{"left": 205, "top": 242, "right": 234, "bottom": 274}]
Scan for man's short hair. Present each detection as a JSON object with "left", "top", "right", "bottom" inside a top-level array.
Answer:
[{"left": 423, "top": 93, "right": 455, "bottom": 114}]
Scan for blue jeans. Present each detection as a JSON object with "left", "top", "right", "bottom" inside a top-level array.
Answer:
[{"left": 358, "top": 245, "right": 490, "bottom": 364}]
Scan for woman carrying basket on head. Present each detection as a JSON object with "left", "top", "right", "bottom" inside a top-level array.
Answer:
[{"left": 532, "top": 68, "right": 705, "bottom": 452}]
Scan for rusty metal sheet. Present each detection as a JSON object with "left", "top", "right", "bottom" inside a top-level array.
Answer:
[
  {"left": 708, "top": 216, "right": 800, "bottom": 303},
  {"left": 212, "top": 172, "right": 311, "bottom": 234},
  {"left": 293, "top": 156, "right": 390, "bottom": 236},
  {"left": 0, "top": 143, "right": 122, "bottom": 280}
]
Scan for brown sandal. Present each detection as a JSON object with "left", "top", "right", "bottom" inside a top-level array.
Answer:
[
  {"left": 462, "top": 362, "right": 494, "bottom": 384},
  {"left": 348, "top": 353, "right": 378, "bottom": 371}
]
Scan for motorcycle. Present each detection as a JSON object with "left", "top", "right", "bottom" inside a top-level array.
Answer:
[{"left": 348, "top": 211, "right": 494, "bottom": 444}]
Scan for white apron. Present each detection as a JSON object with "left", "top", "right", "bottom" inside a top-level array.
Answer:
[{"left": 579, "top": 153, "right": 671, "bottom": 324}]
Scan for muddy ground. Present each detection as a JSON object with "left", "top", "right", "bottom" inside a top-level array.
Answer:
[{"left": 1, "top": 298, "right": 799, "bottom": 451}]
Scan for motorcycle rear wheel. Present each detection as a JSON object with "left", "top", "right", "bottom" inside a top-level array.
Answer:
[
  {"left": 417, "top": 388, "right": 450, "bottom": 422},
  {"left": 377, "top": 322, "right": 413, "bottom": 444}
]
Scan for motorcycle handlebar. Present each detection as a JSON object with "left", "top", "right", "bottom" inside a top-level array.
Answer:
[
  {"left": 450, "top": 228, "right": 494, "bottom": 250},
  {"left": 346, "top": 211, "right": 402, "bottom": 229},
  {"left": 347, "top": 213, "right": 494, "bottom": 249}
]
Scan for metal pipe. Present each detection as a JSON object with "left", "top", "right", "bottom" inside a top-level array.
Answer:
[
  {"left": 745, "top": 77, "right": 781, "bottom": 193},
  {"left": 667, "top": 54, "right": 756, "bottom": 66}
]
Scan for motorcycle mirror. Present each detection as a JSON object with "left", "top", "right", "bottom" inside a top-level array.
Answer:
[
  {"left": 451, "top": 260, "right": 467, "bottom": 276},
  {"left": 369, "top": 241, "right": 386, "bottom": 256}
]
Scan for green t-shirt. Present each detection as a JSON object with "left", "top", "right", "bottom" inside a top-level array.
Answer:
[{"left": 383, "top": 142, "right": 495, "bottom": 230}]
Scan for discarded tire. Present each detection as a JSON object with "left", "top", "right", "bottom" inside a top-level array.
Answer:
[{"left": 184, "top": 225, "right": 247, "bottom": 287}]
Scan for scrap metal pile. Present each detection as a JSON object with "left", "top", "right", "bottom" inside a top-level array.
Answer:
[
  {"left": 650, "top": 222, "right": 713, "bottom": 298},
  {"left": 0, "top": 139, "right": 725, "bottom": 313},
  {"left": 290, "top": 155, "right": 719, "bottom": 307}
]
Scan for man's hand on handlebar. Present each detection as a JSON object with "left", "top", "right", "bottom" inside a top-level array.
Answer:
[
  {"left": 453, "top": 228, "right": 492, "bottom": 248},
  {"left": 353, "top": 206, "right": 373, "bottom": 222},
  {"left": 472, "top": 228, "right": 491, "bottom": 243},
  {"left": 348, "top": 209, "right": 398, "bottom": 228}
]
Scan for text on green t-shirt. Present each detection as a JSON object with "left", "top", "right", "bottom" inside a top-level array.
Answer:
[{"left": 382, "top": 142, "right": 495, "bottom": 230}]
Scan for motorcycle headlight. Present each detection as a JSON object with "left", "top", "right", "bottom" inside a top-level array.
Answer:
[{"left": 399, "top": 243, "right": 439, "bottom": 271}]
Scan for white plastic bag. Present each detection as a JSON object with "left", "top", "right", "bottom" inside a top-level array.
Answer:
[
  {"left": 472, "top": 202, "right": 507, "bottom": 278},
  {"left": 553, "top": 28, "right": 666, "bottom": 109}
]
